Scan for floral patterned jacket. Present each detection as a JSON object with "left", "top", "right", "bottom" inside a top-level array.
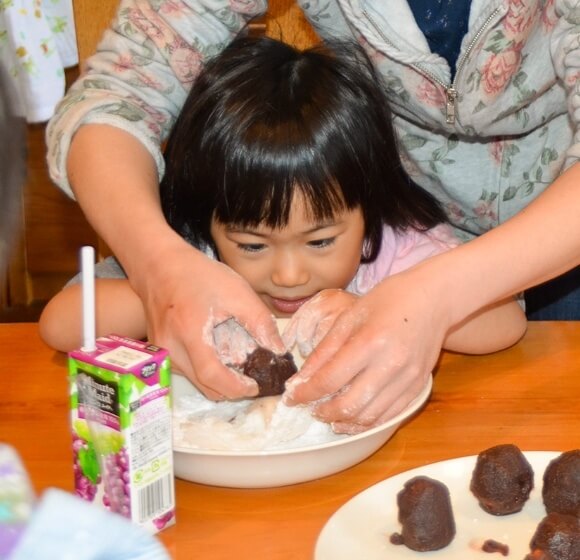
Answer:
[{"left": 47, "top": 0, "right": 580, "bottom": 239}]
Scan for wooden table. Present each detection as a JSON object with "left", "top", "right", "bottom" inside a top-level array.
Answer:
[{"left": 1, "top": 322, "right": 579, "bottom": 559}]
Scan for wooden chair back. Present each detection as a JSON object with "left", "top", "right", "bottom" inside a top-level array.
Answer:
[{"left": 73, "top": 0, "right": 318, "bottom": 63}]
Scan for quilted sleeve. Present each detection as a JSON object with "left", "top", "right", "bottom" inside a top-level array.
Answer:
[
  {"left": 552, "top": 0, "right": 580, "bottom": 169},
  {"left": 46, "top": 0, "right": 267, "bottom": 197}
]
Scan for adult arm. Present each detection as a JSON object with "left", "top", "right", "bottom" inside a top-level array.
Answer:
[
  {"left": 286, "top": 162, "right": 580, "bottom": 432},
  {"left": 284, "top": 287, "right": 526, "bottom": 360},
  {"left": 46, "top": 1, "right": 284, "bottom": 399},
  {"left": 285, "top": 4, "right": 580, "bottom": 431}
]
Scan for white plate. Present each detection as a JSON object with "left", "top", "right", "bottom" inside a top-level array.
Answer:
[{"left": 315, "top": 451, "right": 558, "bottom": 559}]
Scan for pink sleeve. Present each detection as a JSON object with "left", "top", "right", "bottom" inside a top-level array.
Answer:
[
  {"left": 389, "top": 224, "right": 460, "bottom": 275},
  {"left": 348, "top": 224, "right": 460, "bottom": 295}
]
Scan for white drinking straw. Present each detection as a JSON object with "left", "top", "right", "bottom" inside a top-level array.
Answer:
[{"left": 80, "top": 245, "right": 96, "bottom": 352}]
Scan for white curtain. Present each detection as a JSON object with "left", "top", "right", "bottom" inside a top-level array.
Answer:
[{"left": 0, "top": 0, "right": 78, "bottom": 123}]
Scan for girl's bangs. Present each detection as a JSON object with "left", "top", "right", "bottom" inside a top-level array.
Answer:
[{"left": 211, "top": 134, "right": 350, "bottom": 228}]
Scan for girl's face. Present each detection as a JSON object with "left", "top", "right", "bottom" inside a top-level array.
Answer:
[{"left": 210, "top": 192, "right": 365, "bottom": 317}]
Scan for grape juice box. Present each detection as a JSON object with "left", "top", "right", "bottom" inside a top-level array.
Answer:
[{"left": 68, "top": 335, "right": 175, "bottom": 533}]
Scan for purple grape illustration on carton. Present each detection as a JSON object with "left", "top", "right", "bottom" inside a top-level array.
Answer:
[
  {"left": 91, "top": 427, "right": 131, "bottom": 519},
  {"left": 72, "top": 431, "right": 100, "bottom": 502},
  {"left": 102, "top": 446, "right": 131, "bottom": 518}
]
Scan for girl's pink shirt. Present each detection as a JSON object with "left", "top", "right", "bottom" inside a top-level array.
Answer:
[{"left": 347, "top": 224, "right": 460, "bottom": 296}]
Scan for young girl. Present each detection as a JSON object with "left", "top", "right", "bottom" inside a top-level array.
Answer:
[{"left": 39, "top": 37, "right": 526, "bottom": 372}]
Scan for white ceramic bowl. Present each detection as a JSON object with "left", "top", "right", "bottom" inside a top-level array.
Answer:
[{"left": 172, "top": 373, "right": 433, "bottom": 489}]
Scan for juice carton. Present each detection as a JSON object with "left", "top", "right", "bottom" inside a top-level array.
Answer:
[{"left": 68, "top": 335, "right": 175, "bottom": 533}]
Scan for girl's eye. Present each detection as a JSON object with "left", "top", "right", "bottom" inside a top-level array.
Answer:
[
  {"left": 308, "top": 237, "right": 336, "bottom": 249},
  {"left": 237, "top": 243, "right": 266, "bottom": 253}
]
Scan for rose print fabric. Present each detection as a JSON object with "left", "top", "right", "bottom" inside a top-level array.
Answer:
[
  {"left": 0, "top": 0, "right": 78, "bottom": 123},
  {"left": 47, "top": 0, "right": 580, "bottom": 241}
]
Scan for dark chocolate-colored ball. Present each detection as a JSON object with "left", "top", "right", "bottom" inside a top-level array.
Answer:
[
  {"left": 470, "top": 444, "right": 534, "bottom": 515},
  {"left": 542, "top": 449, "right": 580, "bottom": 517},
  {"left": 242, "top": 347, "right": 297, "bottom": 396},
  {"left": 393, "top": 476, "right": 456, "bottom": 551},
  {"left": 525, "top": 512, "right": 580, "bottom": 560}
]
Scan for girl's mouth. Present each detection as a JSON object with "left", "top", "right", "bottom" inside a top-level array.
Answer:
[{"left": 269, "top": 296, "right": 313, "bottom": 315}]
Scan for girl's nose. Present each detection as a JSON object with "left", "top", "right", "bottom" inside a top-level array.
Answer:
[{"left": 271, "top": 253, "right": 309, "bottom": 287}]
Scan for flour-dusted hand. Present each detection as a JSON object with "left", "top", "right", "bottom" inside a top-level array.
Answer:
[
  {"left": 281, "top": 289, "right": 359, "bottom": 359},
  {"left": 284, "top": 270, "right": 447, "bottom": 434},
  {"left": 141, "top": 241, "right": 284, "bottom": 400},
  {"left": 213, "top": 318, "right": 259, "bottom": 369}
]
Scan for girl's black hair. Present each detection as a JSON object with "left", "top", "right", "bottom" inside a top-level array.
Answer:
[{"left": 161, "top": 36, "right": 447, "bottom": 263}]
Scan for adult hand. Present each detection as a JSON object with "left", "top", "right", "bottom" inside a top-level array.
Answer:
[
  {"left": 284, "top": 270, "right": 448, "bottom": 434},
  {"left": 138, "top": 240, "right": 285, "bottom": 400},
  {"left": 282, "top": 289, "right": 358, "bottom": 358}
]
